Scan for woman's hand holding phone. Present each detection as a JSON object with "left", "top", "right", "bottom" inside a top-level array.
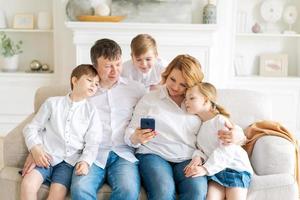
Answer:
[{"left": 130, "top": 128, "right": 157, "bottom": 145}]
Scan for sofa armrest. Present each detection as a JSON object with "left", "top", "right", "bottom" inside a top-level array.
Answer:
[
  {"left": 2, "top": 114, "right": 34, "bottom": 169},
  {"left": 0, "top": 136, "right": 3, "bottom": 171},
  {"left": 251, "top": 135, "right": 295, "bottom": 175}
]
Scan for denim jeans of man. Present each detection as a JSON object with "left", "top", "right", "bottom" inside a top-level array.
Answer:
[
  {"left": 136, "top": 153, "right": 207, "bottom": 200},
  {"left": 71, "top": 151, "right": 140, "bottom": 200}
]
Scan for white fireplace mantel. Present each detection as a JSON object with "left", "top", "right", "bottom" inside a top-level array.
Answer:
[{"left": 66, "top": 22, "right": 218, "bottom": 81}]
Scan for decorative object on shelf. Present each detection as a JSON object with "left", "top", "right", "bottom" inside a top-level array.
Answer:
[
  {"left": 259, "top": 53, "right": 288, "bottom": 77},
  {"left": 41, "top": 64, "right": 49, "bottom": 71},
  {"left": 0, "top": 10, "right": 7, "bottom": 28},
  {"left": 111, "top": 0, "right": 191, "bottom": 23},
  {"left": 29, "top": 60, "right": 42, "bottom": 71},
  {"left": 13, "top": 14, "right": 34, "bottom": 29},
  {"left": 94, "top": 3, "right": 111, "bottom": 16},
  {"left": 77, "top": 15, "right": 125, "bottom": 22},
  {"left": 203, "top": 0, "right": 217, "bottom": 24},
  {"left": 252, "top": 22, "right": 261, "bottom": 33},
  {"left": 236, "top": 11, "right": 247, "bottom": 33},
  {"left": 66, "top": 0, "right": 94, "bottom": 21},
  {"left": 37, "top": 11, "right": 52, "bottom": 30},
  {"left": 0, "top": 32, "right": 22, "bottom": 72},
  {"left": 260, "top": 0, "right": 283, "bottom": 33},
  {"left": 283, "top": 5, "right": 298, "bottom": 34}
]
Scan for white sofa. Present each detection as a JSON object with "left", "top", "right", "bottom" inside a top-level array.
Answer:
[{"left": 0, "top": 86, "right": 298, "bottom": 200}]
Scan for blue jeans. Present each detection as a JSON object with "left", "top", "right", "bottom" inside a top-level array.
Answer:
[
  {"left": 136, "top": 153, "right": 207, "bottom": 200},
  {"left": 71, "top": 151, "right": 140, "bottom": 200}
]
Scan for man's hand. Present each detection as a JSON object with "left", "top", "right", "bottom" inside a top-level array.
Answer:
[
  {"left": 130, "top": 128, "right": 157, "bottom": 145},
  {"left": 21, "top": 154, "right": 36, "bottom": 176},
  {"left": 30, "top": 145, "right": 52, "bottom": 168},
  {"left": 75, "top": 161, "right": 89, "bottom": 176}
]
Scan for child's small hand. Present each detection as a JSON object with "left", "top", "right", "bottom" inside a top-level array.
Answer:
[
  {"left": 185, "top": 165, "right": 208, "bottom": 178},
  {"left": 184, "top": 157, "right": 203, "bottom": 174},
  {"left": 149, "top": 84, "right": 159, "bottom": 91},
  {"left": 75, "top": 161, "right": 89, "bottom": 176},
  {"left": 30, "top": 145, "right": 52, "bottom": 168},
  {"left": 21, "top": 153, "right": 36, "bottom": 176}
]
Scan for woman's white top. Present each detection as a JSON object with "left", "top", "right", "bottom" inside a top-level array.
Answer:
[
  {"left": 121, "top": 58, "right": 166, "bottom": 90},
  {"left": 194, "top": 115, "right": 253, "bottom": 175},
  {"left": 125, "top": 85, "right": 202, "bottom": 163},
  {"left": 23, "top": 95, "right": 102, "bottom": 167}
]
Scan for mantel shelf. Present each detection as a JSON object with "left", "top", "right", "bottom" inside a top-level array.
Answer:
[
  {"left": 236, "top": 33, "right": 300, "bottom": 38},
  {"left": 65, "top": 21, "right": 217, "bottom": 32},
  {"left": 0, "top": 28, "right": 53, "bottom": 33}
]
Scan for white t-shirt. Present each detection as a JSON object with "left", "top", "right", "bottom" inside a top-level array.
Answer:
[{"left": 121, "top": 58, "right": 166, "bottom": 90}]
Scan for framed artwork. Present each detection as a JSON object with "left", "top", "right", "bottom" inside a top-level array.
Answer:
[
  {"left": 13, "top": 14, "right": 34, "bottom": 29},
  {"left": 259, "top": 54, "right": 288, "bottom": 76}
]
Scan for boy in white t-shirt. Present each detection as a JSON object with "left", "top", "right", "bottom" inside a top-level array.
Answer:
[
  {"left": 122, "top": 34, "right": 167, "bottom": 91},
  {"left": 20, "top": 64, "right": 102, "bottom": 200}
]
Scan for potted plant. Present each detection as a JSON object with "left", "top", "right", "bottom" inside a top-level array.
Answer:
[{"left": 0, "top": 31, "right": 22, "bottom": 72}]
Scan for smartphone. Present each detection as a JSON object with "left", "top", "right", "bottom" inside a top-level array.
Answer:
[{"left": 140, "top": 118, "right": 155, "bottom": 131}]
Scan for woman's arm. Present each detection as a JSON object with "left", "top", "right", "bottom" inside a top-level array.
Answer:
[{"left": 218, "top": 120, "right": 246, "bottom": 145}]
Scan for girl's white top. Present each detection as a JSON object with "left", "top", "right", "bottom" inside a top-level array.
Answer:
[
  {"left": 194, "top": 114, "right": 253, "bottom": 175},
  {"left": 23, "top": 94, "right": 102, "bottom": 167}
]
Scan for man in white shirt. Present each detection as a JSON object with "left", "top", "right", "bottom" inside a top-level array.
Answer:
[{"left": 71, "top": 39, "right": 146, "bottom": 200}]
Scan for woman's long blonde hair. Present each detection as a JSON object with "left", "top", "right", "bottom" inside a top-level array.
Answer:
[
  {"left": 161, "top": 54, "right": 204, "bottom": 88},
  {"left": 194, "top": 82, "right": 230, "bottom": 118}
]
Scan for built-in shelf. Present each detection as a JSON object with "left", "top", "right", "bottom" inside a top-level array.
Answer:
[
  {"left": 0, "top": 28, "right": 53, "bottom": 33},
  {"left": 236, "top": 33, "right": 300, "bottom": 38},
  {"left": 232, "top": 76, "right": 300, "bottom": 84},
  {"left": 0, "top": 71, "right": 54, "bottom": 77}
]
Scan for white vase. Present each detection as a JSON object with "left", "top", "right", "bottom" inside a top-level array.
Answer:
[{"left": 2, "top": 55, "right": 19, "bottom": 72}]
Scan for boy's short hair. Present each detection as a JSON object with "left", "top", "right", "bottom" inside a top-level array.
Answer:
[
  {"left": 70, "top": 64, "right": 98, "bottom": 90},
  {"left": 131, "top": 34, "right": 158, "bottom": 57},
  {"left": 90, "top": 38, "right": 122, "bottom": 68}
]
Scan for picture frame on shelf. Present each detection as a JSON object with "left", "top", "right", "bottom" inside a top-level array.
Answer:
[
  {"left": 259, "top": 54, "right": 288, "bottom": 77},
  {"left": 13, "top": 14, "right": 34, "bottom": 29}
]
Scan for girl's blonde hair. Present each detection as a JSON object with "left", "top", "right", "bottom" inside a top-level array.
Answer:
[
  {"left": 194, "top": 82, "right": 230, "bottom": 118},
  {"left": 161, "top": 54, "right": 204, "bottom": 88},
  {"left": 131, "top": 34, "right": 158, "bottom": 57}
]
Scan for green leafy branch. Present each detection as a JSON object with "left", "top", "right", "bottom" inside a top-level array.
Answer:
[{"left": 0, "top": 32, "right": 23, "bottom": 57}]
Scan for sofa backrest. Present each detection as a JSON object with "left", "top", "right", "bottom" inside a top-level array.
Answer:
[
  {"left": 217, "top": 89, "right": 272, "bottom": 129},
  {"left": 34, "top": 85, "right": 70, "bottom": 113},
  {"left": 34, "top": 86, "right": 272, "bottom": 129}
]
